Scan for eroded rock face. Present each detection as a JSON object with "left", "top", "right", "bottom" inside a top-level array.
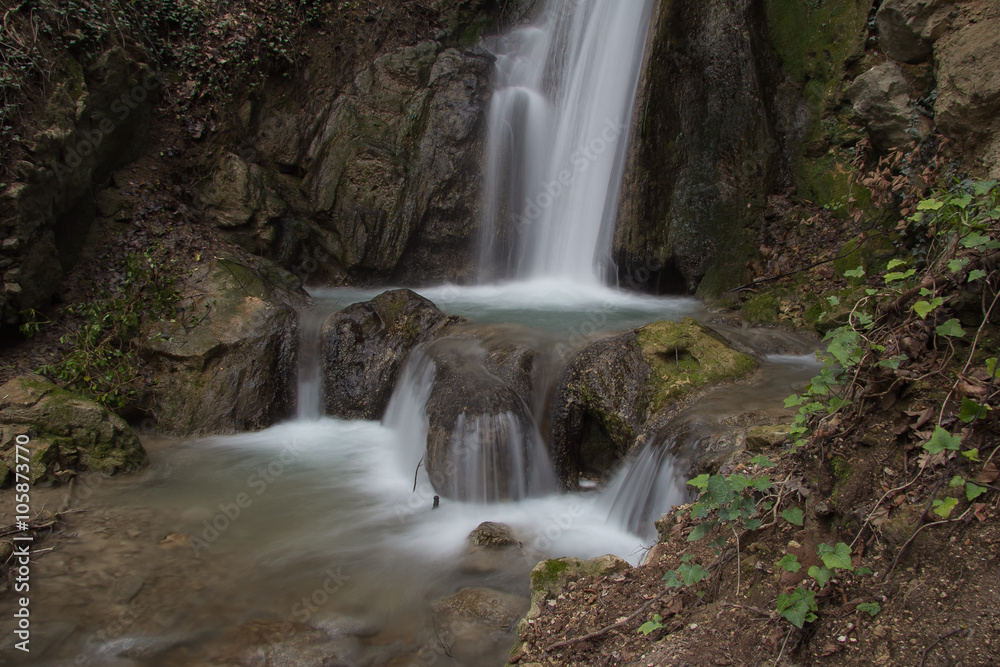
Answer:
[
  {"left": 0, "top": 374, "right": 147, "bottom": 483},
  {"left": 143, "top": 258, "right": 300, "bottom": 435},
  {"left": 876, "top": 0, "right": 954, "bottom": 64},
  {"left": 934, "top": 14, "right": 1000, "bottom": 178},
  {"left": 321, "top": 289, "right": 461, "bottom": 420},
  {"left": 0, "top": 46, "right": 156, "bottom": 328},
  {"left": 234, "top": 42, "right": 494, "bottom": 285}
]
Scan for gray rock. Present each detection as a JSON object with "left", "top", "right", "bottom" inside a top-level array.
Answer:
[
  {"left": 143, "top": 257, "right": 300, "bottom": 435},
  {"left": 431, "top": 587, "right": 528, "bottom": 630},
  {"left": 877, "top": 0, "right": 954, "bottom": 64},
  {"left": 321, "top": 289, "right": 461, "bottom": 420},
  {"left": 110, "top": 574, "right": 144, "bottom": 604},
  {"left": 467, "top": 521, "right": 519, "bottom": 548},
  {"left": 849, "top": 62, "right": 915, "bottom": 149}
]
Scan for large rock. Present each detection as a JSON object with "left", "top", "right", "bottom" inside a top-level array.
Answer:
[
  {"left": 321, "top": 289, "right": 461, "bottom": 420},
  {"left": 421, "top": 327, "right": 555, "bottom": 501},
  {"left": 549, "top": 319, "right": 757, "bottom": 488},
  {"left": 143, "top": 258, "right": 299, "bottom": 435},
  {"left": 0, "top": 46, "right": 155, "bottom": 329},
  {"left": 849, "top": 62, "right": 915, "bottom": 150},
  {"left": 934, "top": 13, "right": 1000, "bottom": 179},
  {"left": 876, "top": 0, "right": 954, "bottom": 64},
  {"left": 200, "top": 152, "right": 287, "bottom": 253},
  {"left": 614, "top": 0, "right": 783, "bottom": 295},
  {"left": 277, "top": 42, "right": 493, "bottom": 284},
  {"left": 0, "top": 374, "right": 147, "bottom": 483},
  {"left": 550, "top": 332, "right": 651, "bottom": 487}
]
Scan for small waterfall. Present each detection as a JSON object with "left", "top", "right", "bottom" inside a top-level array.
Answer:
[
  {"left": 382, "top": 348, "right": 437, "bottom": 478},
  {"left": 601, "top": 439, "right": 688, "bottom": 538},
  {"left": 296, "top": 309, "right": 326, "bottom": 421},
  {"left": 447, "top": 411, "right": 558, "bottom": 503},
  {"left": 479, "top": 0, "right": 655, "bottom": 283}
]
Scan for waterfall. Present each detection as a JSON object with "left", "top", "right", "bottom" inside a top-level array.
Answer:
[
  {"left": 601, "top": 439, "right": 688, "bottom": 538},
  {"left": 479, "top": 0, "right": 655, "bottom": 283},
  {"left": 296, "top": 309, "right": 326, "bottom": 421}
]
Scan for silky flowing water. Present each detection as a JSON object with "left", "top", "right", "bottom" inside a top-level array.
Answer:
[{"left": 14, "top": 281, "right": 819, "bottom": 667}]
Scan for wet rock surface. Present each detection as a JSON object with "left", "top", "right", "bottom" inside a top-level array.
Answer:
[
  {"left": 143, "top": 257, "right": 300, "bottom": 435},
  {"left": 321, "top": 289, "right": 462, "bottom": 420}
]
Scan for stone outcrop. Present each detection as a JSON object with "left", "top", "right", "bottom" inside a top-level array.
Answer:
[
  {"left": 321, "top": 289, "right": 461, "bottom": 420},
  {"left": 143, "top": 257, "right": 300, "bottom": 435},
  {"left": 0, "top": 374, "right": 147, "bottom": 484},
  {"left": 849, "top": 62, "right": 917, "bottom": 150},
  {"left": 0, "top": 46, "right": 156, "bottom": 327},
  {"left": 876, "top": 0, "right": 954, "bottom": 64}
]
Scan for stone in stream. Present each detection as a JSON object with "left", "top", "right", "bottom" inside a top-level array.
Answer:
[
  {"left": 461, "top": 521, "right": 527, "bottom": 575},
  {"left": 322, "top": 289, "right": 462, "bottom": 420}
]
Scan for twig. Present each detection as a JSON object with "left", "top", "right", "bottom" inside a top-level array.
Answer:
[
  {"left": 851, "top": 468, "right": 924, "bottom": 549},
  {"left": 883, "top": 505, "right": 973, "bottom": 582},
  {"left": 774, "top": 626, "right": 794, "bottom": 666},
  {"left": 919, "top": 628, "right": 965, "bottom": 667},
  {"left": 732, "top": 526, "right": 741, "bottom": 597},
  {"left": 720, "top": 602, "right": 773, "bottom": 618},
  {"left": 412, "top": 457, "right": 423, "bottom": 493},
  {"left": 545, "top": 591, "right": 677, "bottom": 652}
]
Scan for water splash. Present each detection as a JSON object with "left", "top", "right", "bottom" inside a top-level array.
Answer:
[{"left": 480, "top": 0, "right": 655, "bottom": 283}]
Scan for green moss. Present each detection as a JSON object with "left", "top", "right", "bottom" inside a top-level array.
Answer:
[
  {"left": 741, "top": 293, "right": 779, "bottom": 325},
  {"left": 763, "top": 0, "right": 869, "bottom": 85},
  {"left": 637, "top": 318, "right": 757, "bottom": 413},
  {"left": 831, "top": 455, "right": 851, "bottom": 481},
  {"left": 530, "top": 559, "right": 571, "bottom": 590}
]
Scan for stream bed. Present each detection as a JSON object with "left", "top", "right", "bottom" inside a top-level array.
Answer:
[{"left": 8, "top": 280, "right": 819, "bottom": 667}]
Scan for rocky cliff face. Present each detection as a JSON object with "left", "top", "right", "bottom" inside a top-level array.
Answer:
[
  {"left": 0, "top": 46, "right": 156, "bottom": 326},
  {"left": 209, "top": 42, "right": 496, "bottom": 286}
]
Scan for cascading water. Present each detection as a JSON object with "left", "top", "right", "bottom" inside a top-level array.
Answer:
[{"left": 479, "top": 0, "right": 655, "bottom": 283}]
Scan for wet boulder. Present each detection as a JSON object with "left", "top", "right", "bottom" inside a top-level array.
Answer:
[
  {"left": 322, "top": 289, "right": 462, "bottom": 420},
  {"left": 550, "top": 318, "right": 757, "bottom": 488},
  {"left": 0, "top": 374, "right": 147, "bottom": 483},
  {"left": 421, "top": 328, "right": 554, "bottom": 501}
]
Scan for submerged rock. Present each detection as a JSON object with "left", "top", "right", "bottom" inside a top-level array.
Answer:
[
  {"left": 0, "top": 374, "right": 147, "bottom": 482},
  {"left": 468, "top": 521, "right": 520, "bottom": 549},
  {"left": 322, "top": 289, "right": 461, "bottom": 420},
  {"left": 144, "top": 257, "right": 299, "bottom": 435}
]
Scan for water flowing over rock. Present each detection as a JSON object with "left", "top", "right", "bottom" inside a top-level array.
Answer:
[
  {"left": 0, "top": 374, "right": 147, "bottom": 483},
  {"left": 419, "top": 327, "right": 558, "bottom": 502},
  {"left": 478, "top": 0, "right": 655, "bottom": 283},
  {"left": 322, "top": 289, "right": 462, "bottom": 420},
  {"left": 143, "top": 258, "right": 299, "bottom": 435}
]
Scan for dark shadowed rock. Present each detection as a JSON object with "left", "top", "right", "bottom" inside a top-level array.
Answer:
[
  {"left": 876, "top": 0, "right": 953, "bottom": 64},
  {"left": 322, "top": 289, "right": 461, "bottom": 420}
]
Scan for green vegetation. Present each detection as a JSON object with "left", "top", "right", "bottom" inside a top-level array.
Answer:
[{"left": 23, "top": 248, "right": 179, "bottom": 409}]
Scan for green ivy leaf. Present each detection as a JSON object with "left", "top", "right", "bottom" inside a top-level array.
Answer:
[
  {"left": 678, "top": 562, "right": 710, "bottom": 586},
  {"left": 827, "top": 295, "right": 841, "bottom": 306},
  {"left": 687, "top": 520, "right": 717, "bottom": 541},
  {"left": 745, "top": 518, "right": 762, "bottom": 531},
  {"left": 988, "top": 358, "right": 998, "bottom": 378},
  {"left": 924, "top": 426, "right": 962, "bottom": 454},
  {"left": 948, "top": 258, "right": 969, "bottom": 273},
  {"left": 885, "top": 269, "right": 916, "bottom": 283},
  {"left": 750, "top": 455, "right": 776, "bottom": 468},
  {"left": 932, "top": 497, "right": 958, "bottom": 518},
  {"left": 638, "top": 614, "right": 664, "bottom": 635},
  {"left": 777, "top": 553, "right": 801, "bottom": 573},
  {"left": 949, "top": 475, "right": 966, "bottom": 488},
  {"left": 916, "top": 198, "right": 943, "bottom": 211},
  {"left": 962, "top": 448, "right": 981, "bottom": 462},
  {"left": 662, "top": 570, "right": 682, "bottom": 588},
  {"left": 968, "top": 269, "right": 987, "bottom": 282},
  {"left": 856, "top": 602, "right": 881, "bottom": 617},
  {"left": 965, "top": 482, "right": 987, "bottom": 502},
  {"left": 752, "top": 476, "right": 773, "bottom": 492},
  {"left": 729, "top": 474, "right": 753, "bottom": 492},
  {"left": 776, "top": 588, "right": 817, "bottom": 628},
  {"left": 959, "top": 397, "right": 987, "bottom": 423},
  {"left": 784, "top": 394, "right": 804, "bottom": 408},
  {"left": 818, "top": 542, "right": 853, "bottom": 570},
  {"left": 687, "top": 474, "right": 711, "bottom": 490},
  {"left": 782, "top": 507, "right": 805, "bottom": 526},
  {"left": 912, "top": 298, "right": 943, "bottom": 319},
  {"left": 844, "top": 267, "right": 865, "bottom": 278},
  {"left": 961, "top": 232, "right": 989, "bottom": 248},
  {"left": 886, "top": 258, "right": 908, "bottom": 269},
  {"left": 935, "top": 319, "right": 966, "bottom": 338},
  {"left": 972, "top": 180, "right": 998, "bottom": 196},
  {"left": 808, "top": 565, "right": 834, "bottom": 587}
]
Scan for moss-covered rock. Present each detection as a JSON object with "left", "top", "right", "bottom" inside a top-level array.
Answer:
[
  {"left": 0, "top": 374, "right": 147, "bottom": 483},
  {"left": 637, "top": 318, "right": 758, "bottom": 414},
  {"left": 741, "top": 293, "right": 780, "bottom": 325}
]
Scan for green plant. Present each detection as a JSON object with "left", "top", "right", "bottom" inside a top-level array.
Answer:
[{"left": 38, "top": 248, "right": 179, "bottom": 409}]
